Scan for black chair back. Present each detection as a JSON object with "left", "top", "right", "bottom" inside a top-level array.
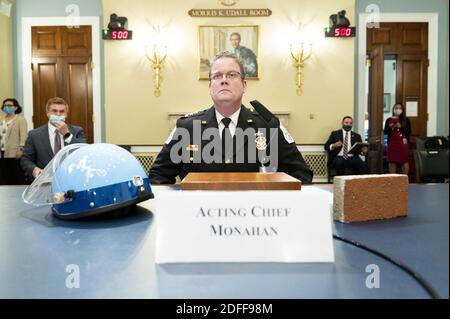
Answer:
[{"left": 415, "top": 136, "right": 449, "bottom": 181}]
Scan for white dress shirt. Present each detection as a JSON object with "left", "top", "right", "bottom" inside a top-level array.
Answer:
[
  {"left": 48, "top": 123, "right": 73, "bottom": 153},
  {"left": 330, "top": 129, "right": 354, "bottom": 157},
  {"left": 215, "top": 107, "right": 241, "bottom": 139}
]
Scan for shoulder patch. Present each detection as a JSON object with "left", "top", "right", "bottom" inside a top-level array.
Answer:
[
  {"left": 164, "top": 127, "right": 177, "bottom": 145},
  {"left": 280, "top": 123, "right": 295, "bottom": 144},
  {"left": 182, "top": 109, "right": 207, "bottom": 118}
]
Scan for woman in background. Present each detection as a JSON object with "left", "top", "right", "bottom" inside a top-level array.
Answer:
[
  {"left": 383, "top": 103, "right": 411, "bottom": 174},
  {"left": 0, "top": 98, "right": 28, "bottom": 159}
]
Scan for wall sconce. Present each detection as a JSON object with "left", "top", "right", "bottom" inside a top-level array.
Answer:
[
  {"left": 290, "top": 42, "right": 312, "bottom": 96},
  {"left": 146, "top": 44, "right": 167, "bottom": 97}
]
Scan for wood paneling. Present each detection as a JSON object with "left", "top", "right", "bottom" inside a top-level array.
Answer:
[
  {"left": 397, "top": 54, "right": 428, "bottom": 141},
  {"left": 31, "top": 26, "right": 93, "bottom": 143},
  {"left": 32, "top": 26, "right": 62, "bottom": 56},
  {"left": 64, "top": 57, "right": 93, "bottom": 143},
  {"left": 367, "top": 23, "right": 428, "bottom": 54},
  {"left": 399, "top": 23, "right": 428, "bottom": 53},
  {"left": 63, "top": 26, "right": 92, "bottom": 56},
  {"left": 367, "top": 45, "right": 384, "bottom": 174},
  {"left": 32, "top": 57, "right": 62, "bottom": 125},
  {"left": 368, "top": 23, "right": 397, "bottom": 53}
]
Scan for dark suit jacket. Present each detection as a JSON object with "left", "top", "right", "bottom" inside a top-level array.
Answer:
[
  {"left": 324, "top": 129, "right": 363, "bottom": 166},
  {"left": 20, "top": 123, "right": 87, "bottom": 177},
  {"left": 149, "top": 105, "right": 313, "bottom": 184}
]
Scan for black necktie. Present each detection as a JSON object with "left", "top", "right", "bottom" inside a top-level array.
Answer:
[{"left": 221, "top": 118, "right": 233, "bottom": 163}]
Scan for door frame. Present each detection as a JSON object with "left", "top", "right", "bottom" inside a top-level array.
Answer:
[
  {"left": 22, "top": 17, "right": 102, "bottom": 143},
  {"left": 357, "top": 13, "right": 438, "bottom": 138}
]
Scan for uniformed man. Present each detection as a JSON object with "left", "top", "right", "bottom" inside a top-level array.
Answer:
[{"left": 149, "top": 52, "right": 313, "bottom": 184}]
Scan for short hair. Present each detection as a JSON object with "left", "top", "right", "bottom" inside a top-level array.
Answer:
[
  {"left": 209, "top": 51, "right": 246, "bottom": 80},
  {"left": 342, "top": 116, "right": 353, "bottom": 122},
  {"left": 2, "top": 98, "right": 22, "bottom": 114},
  {"left": 46, "top": 97, "right": 69, "bottom": 111},
  {"left": 230, "top": 32, "right": 241, "bottom": 40}
]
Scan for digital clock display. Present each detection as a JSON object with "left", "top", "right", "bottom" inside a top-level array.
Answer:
[
  {"left": 102, "top": 29, "right": 133, "bottom": 40},
  {"left": 324, "top": 27, "right": 356, "bottom": 38}
]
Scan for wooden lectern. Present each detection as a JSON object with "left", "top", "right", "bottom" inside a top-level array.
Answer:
[{"left": 179, "top": 172, "right": 301, "bottom": 191}]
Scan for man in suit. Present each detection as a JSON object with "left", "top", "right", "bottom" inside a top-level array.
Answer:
[
  {"left": 324, "top": 116, "right": 368, "bottom": 176},
  {"left": 149, "top": 52, "right": 313, "bottom": 184},
  {"left": 21, "top": 97, "right": 87, "bottom": 179},
  {"left": 229, "top": 32, "right": 258, "bottom": 78}
]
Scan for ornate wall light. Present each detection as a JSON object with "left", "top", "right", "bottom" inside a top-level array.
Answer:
[
  {"left": 290, "top": 42, "right": 312, "bottom": 96},
  {"left": 146, "top": 44, "right": 167, "bottom": 97}
]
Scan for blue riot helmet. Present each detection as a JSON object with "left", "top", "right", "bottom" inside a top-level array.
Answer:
[{"left": 23, "top": 143, "right": 154, "bottom": 219}]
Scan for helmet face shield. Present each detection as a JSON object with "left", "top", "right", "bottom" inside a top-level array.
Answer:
[
  {"left": 22, "top": 144, "right": 87, "bottom": 206},
  {"left": 23, "top": 143, "right": 154, "bottom": 219}
]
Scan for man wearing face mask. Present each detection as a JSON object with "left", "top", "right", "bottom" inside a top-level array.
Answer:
[
  {"left": 20, "top": 97, "right": 87, "bottom": 179},
  {"left": 324, "top": 116, "right": 368, "bottom": 176}
]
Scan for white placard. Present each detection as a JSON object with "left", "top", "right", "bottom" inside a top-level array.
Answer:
[
  {"left": 406, "top": 101, "right": 418, "bottom": 117},
  {"left": 155, "top": 188, "right": 335, "bottom": 263}
]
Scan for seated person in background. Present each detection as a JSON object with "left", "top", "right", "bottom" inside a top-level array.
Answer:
[
  {"left": 324, "top": 116, "right": 368, "bottom": 176},
  {"left": 21, "top": 97, "right": 87, "bottom": 179},
  {"left": 149, "top": 52, "right": 313, "bottom": 184}
]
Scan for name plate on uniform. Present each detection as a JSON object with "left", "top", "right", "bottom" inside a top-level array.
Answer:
[{"left": 155, "top": 188, "right": 334, "bottom": 263}]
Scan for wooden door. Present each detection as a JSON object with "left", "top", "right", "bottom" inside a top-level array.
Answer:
[
  {"left": 367, "top": 23, "right": 428, "bottom": 180},
  {"left": 396, "top": 54, "right": 428, "bottom": 143},
  {"left": 367, "top": 45, "right": 385, "bottom": 174},
  {"left": 31, "top": 26, "right": 93, "bottom": 143},
  {"left": 32, "top": 57, "right": 63, "bottom": 126},
  {"left": 63, "top": 56, "right": 93, "bottom": 142}
]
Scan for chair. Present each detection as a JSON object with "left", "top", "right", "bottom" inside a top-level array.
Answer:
[
  {"left": 327, "top": 167, "right": 355, "bottom": 183},
  {"left": 415, "top": 136, "right": 449, "bottom": 183},
  {"left": 326, "top": 153, "right": 355, "bottom": 183},
  {"left": 0, "top": 158, "right": 30, "bottom": 185}
]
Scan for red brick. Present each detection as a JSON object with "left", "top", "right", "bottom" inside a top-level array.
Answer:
[{"left": 333, "top": 174, "right": 408, "bottom": 223}]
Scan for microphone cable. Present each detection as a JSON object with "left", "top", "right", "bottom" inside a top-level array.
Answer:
[{"left": 332, "top": 234, "right": 441, "bottom": 299}]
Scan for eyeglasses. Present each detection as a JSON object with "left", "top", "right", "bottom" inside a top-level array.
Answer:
[{"left": 210, "top": 71, "right": 242, "bottom": 81}]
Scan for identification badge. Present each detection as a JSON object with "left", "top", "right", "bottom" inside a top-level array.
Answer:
[
  {"left": 255, "top": 131, "right": 267, "bottom": 150},
  {"left": 403, "top": 138, "right": 408, "bottom": 145}
]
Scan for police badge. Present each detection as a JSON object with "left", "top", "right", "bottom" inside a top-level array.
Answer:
[{"left": 255, "top": 131, "right": 267, "bottom": 150}]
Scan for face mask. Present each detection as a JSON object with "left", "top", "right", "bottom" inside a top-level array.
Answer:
[
  {"left": 394, "top": 109, "right": 402, "bottom": 116},
  {"left": 49, "top": 114, "right": 66, "bottom": 124},
  {"left": 343, "top": 125, "right": 352, "bottom": 132},
  {"left": 3, "top": 106, "right": 15, "bottom": 115}
]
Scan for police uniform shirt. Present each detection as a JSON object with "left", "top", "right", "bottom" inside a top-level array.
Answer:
[
  {"left": 216, "top": 107, "right": 240, "bottom": 139},
  {"left": 149, "top": 105, "right": 313, "bottom": 185}
]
